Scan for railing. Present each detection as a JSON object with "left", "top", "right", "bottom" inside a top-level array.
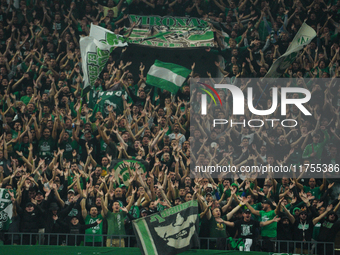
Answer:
[
  {"left": 1, "top": 232, "right": 133, "bottom": 247},
  {"left": 1, "top": 233, "right": 335, "bottom": 254},
  {"left": 199, "top": 237, "right": 335, "bottom": 254}
]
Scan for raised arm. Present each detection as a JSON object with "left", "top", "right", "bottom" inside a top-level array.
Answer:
[
  {"left": 260, "top": 216, "right": 281, "bottom": 227},
  {"left": 244, "top": 200, "right": 260, "bottom": 216},
  {"left": 126, "top": 187, "right": 137, "bottom": 212},
  {"left": 313, "top": 204, "right": 333, "bottom": 225},
  {"left": 226, "top": 202, "right": 244, "bottom": 220},
  {"left": 80, "top": 198, "right": 87, "bottom": 220}
]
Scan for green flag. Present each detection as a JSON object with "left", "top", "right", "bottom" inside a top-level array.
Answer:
[
  {"left": 0, "top": 188, "right": 15, "bottom": 231},
  {"left": 132, "top": 200, "right": 200, "bottom": 255},
  {"left": 265, "top": 23, "right": 316, "bottom": 78},
  {"left": 80, "top": 24, "right": 128, "bottom": 95},
  {"left": 125, "top": 15, "right": 214, "bottom": 48},
  {"left": 146, "top": 60, "right": 191, "bottom": 93},
  {"left": 95, "top": 90, "right": 127, "bottom": 117}
]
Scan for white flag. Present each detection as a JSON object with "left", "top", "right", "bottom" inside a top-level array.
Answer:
[
  {"left": 265, "top": 23, "right": 316, "bottom": 78},
  {"left": 89, "top": 23, "right": 128, "bottom": 48},
  {"left": 0, "top": 188, "right": 14, "bottom": 231},
  {"left": 80, "top": 24, "right": 128, "bottom": 93}
]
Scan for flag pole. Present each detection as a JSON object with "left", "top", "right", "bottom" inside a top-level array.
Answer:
[{"left": 79, "top": 89, "right": 84, "bottom": 115}]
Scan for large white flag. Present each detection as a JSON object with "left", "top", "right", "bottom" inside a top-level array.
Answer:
[
  {"left": 80, "top": 24, "right": 128, "bottom": 94},
  {"left": 0, "top": 188, "right": 14, "bottom": 231},
  {"left": 89, "top": 24, "right": 128, "bottom": 48},
  {"left": 265, "top": 23, "right": 316, "bottom": 78}
]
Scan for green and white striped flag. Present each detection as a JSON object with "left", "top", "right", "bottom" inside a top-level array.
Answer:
[
  {"left": 132, "top": 200, "right": 199, "bottom": 255},
  {"left": 146, "top": 60, "right": 191, "bottom": 93},
  {"left": 80, "top": 24, "right": 128, "bottom": 94}
]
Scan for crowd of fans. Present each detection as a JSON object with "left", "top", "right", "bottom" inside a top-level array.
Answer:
[{"left": 0, "top": 0, "right": 340, "bottom": 254}]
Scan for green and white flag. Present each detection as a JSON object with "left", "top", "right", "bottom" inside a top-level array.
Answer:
[
  {"left": 109, "top": 159, "right": 149, "bottom": 186},
  {"left": 125, "top": 15, "right": 214, "bottom": 48},
  {"left": 91, "top": 90, "right": 128, "bottom": 117},
  {"left": 132, "top": 200, "right": 199, "bottom": 255},
  {"left": 89, "top": 24, "right": 128, "bottom": 47},
  {"left": 80, "top": 24, "right": 128, "bottom": 94},
  {"left": 0, "top": 189, "right": 14, "bottom": 231},
  {"left": 146, "top": 60, "right": 191, "bottom": 93},
  {"left": 265, "top": 23, "right": 316, "bottom": 78}
]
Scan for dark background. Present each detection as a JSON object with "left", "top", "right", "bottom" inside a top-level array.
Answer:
[{"left": 120, "top": 45, "right": 219, "bottom": 78}]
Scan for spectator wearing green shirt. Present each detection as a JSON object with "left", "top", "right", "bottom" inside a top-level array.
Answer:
[
  {"left": 102, "top": 187, "right": 136, "bottom": 247},
  {"left": 81, "top": 197, "right": 105, "bottom": 246},
  {"left": 244, "top": 199, "right": 278, "bottom": 252},
  {"left": 296, "top": 177, "right": 326, "bottom": 200},
  {"left": 302, "top": 130, "right": 329, "bottom": 163},
  {"left": 11, "top": 121, "right": 22, "bottom": 140},
  {"left": 20, "top": 86, "right": 34, "bottom": 105}
]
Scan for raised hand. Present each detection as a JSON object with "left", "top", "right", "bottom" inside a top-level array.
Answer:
[
  {"left": 272, "top": 216, "right": 281, "bottom": 222},
  {"left": 326, "top": 204, "right": 333, "bottom": 212}
]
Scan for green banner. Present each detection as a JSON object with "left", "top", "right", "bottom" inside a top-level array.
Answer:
[
  {"left": 92, "top": 90, "right": 127, "bottom": 117},
  {"left": 125, "top": 15, "right": 214, "bottom": 48},
  {"left": 0, "top": 188, "right": 14, "bottom": 231},
  {"left": 133, "top": 200, "right": 200, "bottom": 255},
  {"left": 110, "top": 159, "right": 149, "bottom": 186}
]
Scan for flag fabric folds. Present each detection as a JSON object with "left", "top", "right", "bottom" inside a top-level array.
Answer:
[
  {"left": 0, "top": 189, "right": 14, "bottom": 231},
  {"left": 80, "top": 24, "right": 128, "bottom": 94},
  {"left": 132, "top": 200, "right": 199, "bottom": 255},
  {"left": 265, "top": 23, "right": 317, "bottom": 78},
  {"left": 89, "top": 24, "right": 128, "bottom": 48},
  {"left": 146, "top": 60, "right": 191, "bottom": 93},
  {"left": 91, "top": 90, "right": 127, "bottom": 117},
  {"left": 125, "top": 15, "right": 214, "bottom": 48}
]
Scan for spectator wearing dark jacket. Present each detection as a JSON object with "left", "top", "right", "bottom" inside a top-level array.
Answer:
[{"left": 15, "top": 201, "right": 44, "bottom": 245}]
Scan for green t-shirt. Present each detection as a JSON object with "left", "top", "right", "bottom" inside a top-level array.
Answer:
[
  {"left": 224, "top": 188, "right": 231, "bottom": 199},
  {"left": 106, "top": 210, "right": 127, "bottom": 236},
  {"left": 157, "top": 202, "right": 166, "bottom": 212},
  {"left": 11, "top": 130, "right": 19, "bottom": 139},
  {"left": 259, "top": 210, "right": 276, "bottom": 237},
  {"left": 67, "top": 175, "right": 87, "bottom": 190},
  {"left": 20, "top": 95, "right": 32, "bottom": 105},
  {"left": 208, "top": 215, "right": 227, "bottom": 238},
  {"left": 303, "top": 186, "right": 322, "bottom": 199},
  {"left": 313, "top": 222, "right": 321, "bottom": 240},
  {"left": 251, "top": 203, "right": 262, "bottom": 221},
  {"left": 85, "top": 214, "right": 103, "bottom": 243}
]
